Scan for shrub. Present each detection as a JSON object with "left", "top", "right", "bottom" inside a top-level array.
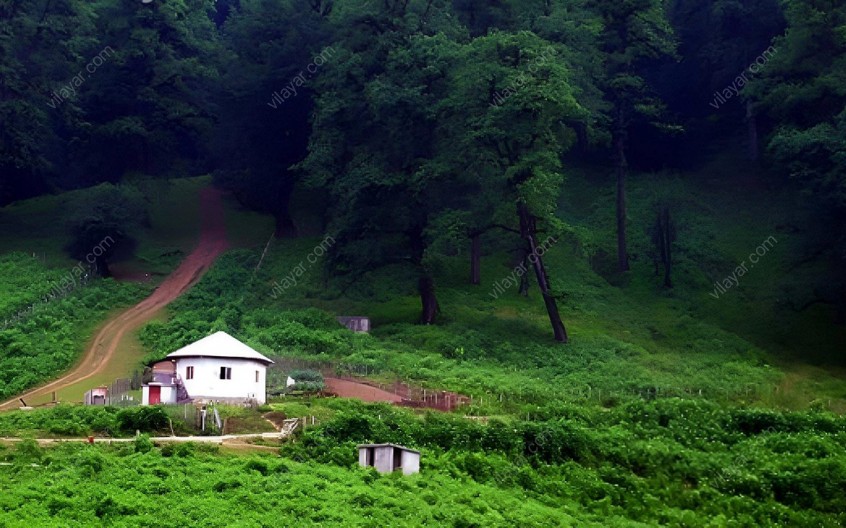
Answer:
[
  {"left": 244, "top": 458, "right": 270, "bottom": 475},
  {"left": 117, "top": 406, "right": 169, "bottom": 434},
  {"left": 133, "top": 435, "right": 153, "bottom": 454},
  {"left": 14, "top": 438, "right": 44, "bottom": 463},
  {"left": 286, "top": 369, "right": 326, "bottom": 393},
  {"left": 161, "top": 443, "right": 196, "bottom": 458}
]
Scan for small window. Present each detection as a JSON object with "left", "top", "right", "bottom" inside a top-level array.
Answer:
[
  {"left": 186, "top": 366, "right": 194, "bottom": 380},
  {"left": 255, "top": 370, "right": 260, "bottom": 383},
  {"left": 220, "top": 366, "right": 232, "bottom": 380}
]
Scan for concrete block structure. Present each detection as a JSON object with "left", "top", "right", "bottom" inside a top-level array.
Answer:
[{"left": 357, "top": 443, "right": 420, "bottom": 475}]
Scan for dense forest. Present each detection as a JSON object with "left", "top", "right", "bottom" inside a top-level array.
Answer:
[{"left": 1, "top": 0, "right": 843, "bottom": 340}]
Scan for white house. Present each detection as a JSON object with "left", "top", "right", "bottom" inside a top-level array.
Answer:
[{"left": 142, "top": 332, "right": 274, "bottom": 405}]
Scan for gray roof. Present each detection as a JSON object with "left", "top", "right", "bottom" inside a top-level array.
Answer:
[
  {"left": 357, "top": 443, "right": 420, "bottom": 454},
  {"left": 165, "top": 331, "right": 274, "bottom": 365}
]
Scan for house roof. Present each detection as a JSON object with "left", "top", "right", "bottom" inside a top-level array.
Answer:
[
  {"left": 165, "top": 332, "right": 274, "bottom": 365},
  {"left": 357, "top": 443, "right": 421, "bottom": 455}
]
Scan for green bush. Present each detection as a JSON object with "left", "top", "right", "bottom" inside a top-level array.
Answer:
[
  {"left": 117, "top": 407, "right": 169, "bottom": 434},
  {"left": 133, "top": 435, "right": 153, "bottom": 454},
  {"left": 287, "top": 369, "right": 326, "bottom": 393},
  {"left": 14, "top": 438, "right": 44, "bottom": 463}
]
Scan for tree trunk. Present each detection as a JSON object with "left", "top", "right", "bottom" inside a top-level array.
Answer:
[
  {"left": 410, "top": 224, "right": 439, "bottom": 325},
  {"left": 746, "top": 100, "right": 759, "bottom": 163},
  {"left": 95, "top": 255, "right": 111, "bottom": 278},
  {"left": 615, "top": 135, "right": 630, "bottom": 272},
  {"left": 660, "top": 207, "right": 672, "bottom": 288},
  {"left": 518, "top": 247, "right": 530, "bottom": 297},
  {"left": 518, "top": 203, "right": 568, "bottom": 343},
  {"left": 652, "top": 207, "right": 674, "bottom": 288},
  {"left": 419, "top": 276, "right": 439, "bottom": 325},
  {"left": 274, "top": 208, "right": 297, "bottom": 238},
  {"left": 273, "top": 179, "right": 298, "bottom": 238},
  {"left": 470, "top": 234, "right": 481, "bottom": 285}
]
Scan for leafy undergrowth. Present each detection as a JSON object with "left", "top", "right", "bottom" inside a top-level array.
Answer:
[
  {"left": 0, "top": 253, "right": 147, "bottom": 401},
  {"left": 1, "top": 397, "right": 844, "bottom": 527},
  {"left": 0, "top": 440, "right": 592, "bottom": 528},
  {"left": 0, "top": 405, "right": 173, "bottom": 438}
]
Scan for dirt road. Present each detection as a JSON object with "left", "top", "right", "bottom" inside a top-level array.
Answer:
[
  {"left": 0, "top": 188, "right": 229, "bottom": 411},
  {"left": 323, "top": 377, "right": 404, "bottom": 403}
]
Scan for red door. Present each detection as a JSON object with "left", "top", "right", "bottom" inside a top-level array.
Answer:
[{"left": 149, "top": 385, "right": 161, "bottom": 405}]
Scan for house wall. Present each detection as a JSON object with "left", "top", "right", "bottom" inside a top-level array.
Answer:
[
  {"left": 175, "top": 357, "right": 267, "bottom": 404},
  {"left": 142, "top": 385, "right": 177, "bottom": 405},
  {"left": 359, "top": 446, "right": 420, "bottom": 474},
  {"left": 401, "top": 450, "right": 420, "bottom": 475},
  {"left": 372, "top": 446, "right": 395, "bottom": 474}
]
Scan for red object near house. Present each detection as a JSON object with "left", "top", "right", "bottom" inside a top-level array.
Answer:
[{"left": 148, "top": 385, "right": 161, "bottom": 405}]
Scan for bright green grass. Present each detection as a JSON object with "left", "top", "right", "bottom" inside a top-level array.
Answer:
[
  {"left": 0, "top": 442, "right": 600, "bottom": 527},
  {"left": 0, "top": 254, "right": 147, "bottom": 401},
  {"left": 1, "top": 398, "right": 845, "bottom": 527}
]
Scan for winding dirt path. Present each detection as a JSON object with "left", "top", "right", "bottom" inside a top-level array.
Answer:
[{"left": 0, "top": 188, "right": 229, "bottom": 411}]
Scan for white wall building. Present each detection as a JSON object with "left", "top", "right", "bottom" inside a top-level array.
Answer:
[
  {"left": 357, "top": 443, "right": 421, "bottom": 475},
  {"left": 141, "top": 332, "right": 274, "bottom": 405}
]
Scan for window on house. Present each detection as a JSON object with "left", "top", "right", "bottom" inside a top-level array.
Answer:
[
  {"left": 220, "top": 366, "right": 232, "bottom": 380},
  {"left": 255, "top": 370, "right": 260, "bottom": 383},
  {"left": 186, "top": 366, "right": 194, "bottom": 380}
]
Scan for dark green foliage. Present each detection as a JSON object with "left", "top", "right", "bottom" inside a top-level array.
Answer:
[
  {"left": 286, "top": 369, "right": 326, "bottom": 393},
  {"left": 116, "top": 406, "right": 169, "bottom": 435},
  {"left": 13, "top": 439, "right": 45, "bottom": 463},
  {"left": 133, "top": 435, "right": 153, "bottom": 454},
  {"left": 1, "top": 2, "right": 845, "bottom": 526},
  {"left": 161, "top": 442, "right": 196, "bottom": 458},
  {"left": 64, "top": 184, "right": 148, "bottom": 276}
]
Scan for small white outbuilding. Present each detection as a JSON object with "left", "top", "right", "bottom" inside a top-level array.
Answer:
[
  {"left": 357, "top": 443, "right": 420, "bottom": 475},
  {"left": 142, "top": 331, "right": 274, "bottom": 406}
]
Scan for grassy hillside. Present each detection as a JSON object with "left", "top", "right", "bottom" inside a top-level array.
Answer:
[
  {"left": 0, "top": 177, "right": 273, "bottom": 401},
  {"left": 0, "top": 253, "right": 146, "bottom": 400},
  {"left": 1, "top": 169, "right": 845, "bottom": 526},
  {"left": 1, "top": 398, "right": 844, "bottom": 526}
]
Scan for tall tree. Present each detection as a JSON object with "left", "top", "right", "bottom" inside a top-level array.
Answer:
[
  {"left": 214, "top": 0, "right": 332, "bottom": 237},
  {"left": 433, "top": 31, "right": 587, "bottom": 342},
  {"left": 595, "top": 0, "right": 676, "bottom": 272},
  {"left": 68, "top": 0, "right": 221, "bottom": 183},
  {"left": 65, "top": 184, "right": 148, "bottom": 277},
  {"left": 666, "top": 0, "right": 784, "bottom": 163},
  {"left": 300, "top": 2, "right": 461, "bottom": 324},
  {"left": 748, "top": 0, "right": 846, "bottom": 323},
  {"left": 0, "top": 0, "right": 96, "bottom": 203}
]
